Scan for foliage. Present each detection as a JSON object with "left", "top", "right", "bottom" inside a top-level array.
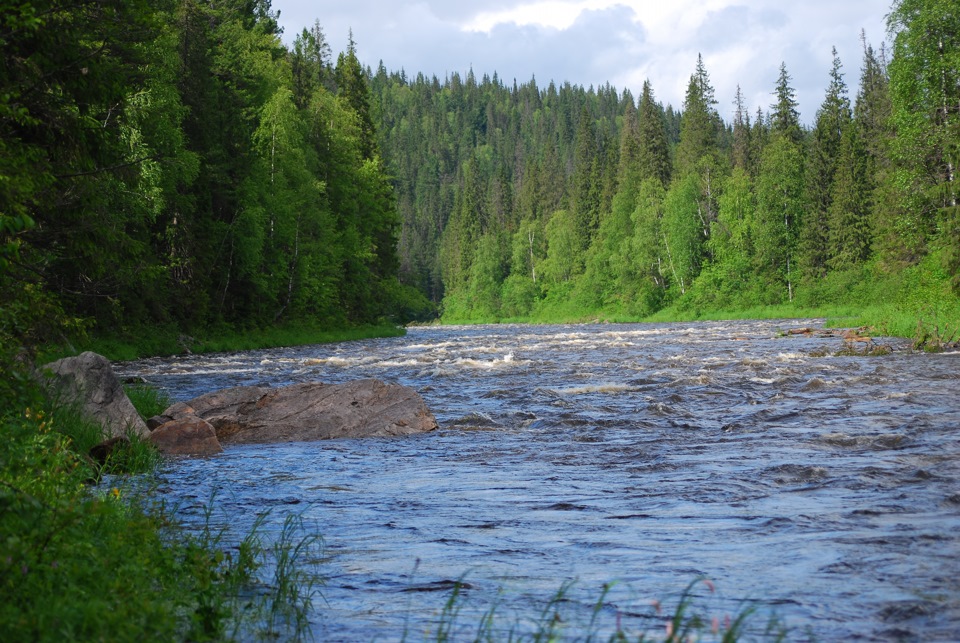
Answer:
[
  {"left": 0, "top": 400, "right": 278, "bottom": 640},
  {"left": 361, "top": 0, "right": 958, "bottom": 331},
  {"left": 1, "top": 0, "right": 425, "bottom": 367},
  {"left": 0, "top": 355, "right": 324, "bottom": 642}
]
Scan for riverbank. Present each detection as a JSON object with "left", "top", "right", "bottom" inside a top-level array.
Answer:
[
  {"left": 42, "top": 322, "right": 407, "bottom": 363},
  {"left": 0, "top": 377, "right": 321, "bottom": 641},
  {"left": 438, "top": 258, "right": 960, "bottom": 350}
]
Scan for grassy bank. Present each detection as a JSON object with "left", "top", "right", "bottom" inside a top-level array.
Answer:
[
  {"left": 0, "top": 381, "right": 321, "bottom": 641},
  {"left": 43, "top": 322, "right": 407, "bottom": 363},
  {"left": 440, "top": 257, "right": 960, "bottom": 348}
]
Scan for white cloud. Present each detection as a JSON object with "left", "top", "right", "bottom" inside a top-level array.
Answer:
[
  {"left": 274, "top": 0, "right": 890, "bottom": 123},
  {"left": 462, "top": 0, "right": 621, "bottom": 32}
]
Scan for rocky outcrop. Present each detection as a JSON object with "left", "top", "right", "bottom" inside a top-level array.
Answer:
[
  {"left": 148, "top": 417, "right": 223, "bottom": 456},
  {"left": 41, "top": 352, "right": 148, "bottom": 439},
  {"left": 151, "top": 379, "right": 438, "bottom": 444}
]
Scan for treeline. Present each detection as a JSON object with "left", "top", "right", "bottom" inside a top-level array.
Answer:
[
  {"left": 372, "top": 0, "right": 958, "bottom": 322},
  {"left": 0, "top": 0, "right": 430, "bottom": 362}
]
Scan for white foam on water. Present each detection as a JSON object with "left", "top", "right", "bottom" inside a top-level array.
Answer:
[
  {"left": 883, "top": 392, "right": 911, "bottom": 399},
  {"left": 403, "top": 341, "right": 459, "bottom": 351},
  {"left": 555, "top": 383, "right": 636, "bottom": 396},
  {"left": 302, "top": 357, "right": 360, "bottom": 368},
  {"left": 776, "top": 352, "right": 807, "bottom": 362},
  {"left": 168, "top": 368, "right": 259, "bottom": 376},
  {"left": 376, "top": 358, "right": 427, "bottom": 368},
  {"left": 451, "top": 354, "right": 527, "bottom": 370}
]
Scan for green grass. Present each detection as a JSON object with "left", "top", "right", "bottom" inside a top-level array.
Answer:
[
  {"left": 415, "top": 576, "right": 786, "bottom": 642},
  {"left": 439, "top": 257, "right": 960, "bottom": 347},
  {"left": 39, "top": 321, "right": 407, "bottom": 362},
  {"left": 124, "top": 381, "right": 173, "bottom": 419},
  {"left": 0, "top": 371, "right": 323, "bottom": 642}
]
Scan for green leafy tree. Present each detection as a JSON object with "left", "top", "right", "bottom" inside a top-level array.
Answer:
[
  {"left": 541, "top": 209, "right": 580, "bottom": 285},
  {"left": 755, "top": 135, "right": 805, "bottom": 302},
  {"left": 661, "top": 174, "right": 705, "bottom": 296},
  {"left": 886, "top": 0, "right": 960, "bottom": 281},
  {"left": 627, "top": 178, "right": 669, "bottom": 314},
  {"left": 704, "top": 168, "right": 756, "bottom": 306}
]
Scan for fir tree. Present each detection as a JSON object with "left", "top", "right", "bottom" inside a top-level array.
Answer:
[
  {"left": 636, "top": 80, "right": 672, "bottom": 187},
  {"left": 335, "top": 30, "right": 377, "bottom": 160},
  {"left": 732, "top": 85, "right": 752, "bottom": 172},
  {"left": 828, "top": 125, "right": 871, "bottom": 270},
  {"left": 675, "top": 54, "right": 721, "bottom": 177},
  {"left": 802, "top": 48, "right": 852, "bottom": 280},
  {"left": 770, "top": 62, "right": 803, "bottom": 146}
]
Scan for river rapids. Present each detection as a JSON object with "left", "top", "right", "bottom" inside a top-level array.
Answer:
[{"left": 115, "top": 320, "right": 960, "bottom": 641}]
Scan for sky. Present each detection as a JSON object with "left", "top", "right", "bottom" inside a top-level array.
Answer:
[{"left": 273, "top": 1, "right": 891, "bottom": 125}]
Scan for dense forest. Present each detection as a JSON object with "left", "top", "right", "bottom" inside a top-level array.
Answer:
[
  {"left": 0, "top": 0, "right": 431, "bottom": 367},
  {"left": 0, "top": 1, "right": 956, "bottom": 637},
  {"left": 1, "top": 0, "right": 958, "bottom": 365},
  {"left": 370, "top": 0, "right": 958, "bottom": 324}
]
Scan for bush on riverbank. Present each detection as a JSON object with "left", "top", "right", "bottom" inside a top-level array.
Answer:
[{"left": 0, "top": 370, "right": 320, "bottom": 641}]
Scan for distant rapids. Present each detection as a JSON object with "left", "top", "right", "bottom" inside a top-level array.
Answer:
[{"left": 117, "top": 320, "right": 960, "bottom": 641}]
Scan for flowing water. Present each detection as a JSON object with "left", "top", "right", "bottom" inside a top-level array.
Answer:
[{"left": 116, "top": 320, "right": 960, "bottom": 641}]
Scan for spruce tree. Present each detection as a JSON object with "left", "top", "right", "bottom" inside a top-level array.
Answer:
[
  {"left": 675, "top": 54, "right": 721, "bottom": 178},
  {"left": 748, "top": 107, "right": 769, "bottom": 178},
  {"left": 636, "top": 80, "right": 672, "bottom": 187},
  {"left": 731, "top": 85, "right": 752, "bottom": 172},
  {"left": 827, "top": 125, "right": 871, "bottom": 270},
  {"left": 571, "top": 106, "right": 600, "bottom": 254},
  {"left": 802, "top": 48, "right": 852, "bottom": 280},
  {"left": 335, "top": 30, "right": 377, "bottom": 160},
  {"left": 770, "top": 62, "right": 803, "bottom": 146}
]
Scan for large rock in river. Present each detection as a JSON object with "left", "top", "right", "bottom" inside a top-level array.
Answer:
[
  {"left": 150, "top": 379, "right": 438, "bottom": 444},
  {"left": 148, "top": 416, "right": 223, "bottom": 456},
  {"left": 41, "top": 351, "right": 148, "bottom": 439}
]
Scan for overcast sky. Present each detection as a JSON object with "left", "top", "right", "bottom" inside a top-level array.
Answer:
[{"left": 274, "top": 1, "right": 891, "bottom": 125}]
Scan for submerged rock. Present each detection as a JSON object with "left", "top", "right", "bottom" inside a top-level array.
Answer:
[
  {"left": 150, "top": 379, "right": 438, "bottom": 445},
  {"left": 40, "top": 352, "right": 148, "bottom": 439}
]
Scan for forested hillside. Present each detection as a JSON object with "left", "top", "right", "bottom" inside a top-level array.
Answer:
[
  {"left": 372, "top": 0, "right": 958, "bottom": 325},
  {"left": 2, "top": 0, "right": 957, "bottom": 363},
  {"left": 0, "top": 0, "right": 430, "bottom": 363}
]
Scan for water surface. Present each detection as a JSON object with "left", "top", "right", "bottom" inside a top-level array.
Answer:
[{"left": 117, "top": 320, "right": 960, "bottom": 641}]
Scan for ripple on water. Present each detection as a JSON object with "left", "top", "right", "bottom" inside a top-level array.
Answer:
[{"left": 113, "top": 320, "right": 960, "bottom": 642}]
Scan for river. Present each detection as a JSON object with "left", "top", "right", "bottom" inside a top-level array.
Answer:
[{"left": 115, "top": 320, "right": 960, "bottom": 641}]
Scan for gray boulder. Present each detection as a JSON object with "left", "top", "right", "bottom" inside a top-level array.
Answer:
[
  {"left": 151, "top": 379, "right": 438, "bottom": 444},
  {"left": 41, "top": 352, "right": 148, "bottom": 439}
]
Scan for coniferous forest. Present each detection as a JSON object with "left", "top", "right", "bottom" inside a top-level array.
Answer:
[
  {"left": 1, "top": 0, "right": 958, "bottom": 359},
  {"left": 0, "top": 1, "right": 957, "bottom": 639},
  {"left": 373, "top": 2, "right": 958, "bottom": 326}
]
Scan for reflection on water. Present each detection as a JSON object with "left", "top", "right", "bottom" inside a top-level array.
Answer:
[{"left": 116, "top": 320, "right": 960, "bottom": 641}]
